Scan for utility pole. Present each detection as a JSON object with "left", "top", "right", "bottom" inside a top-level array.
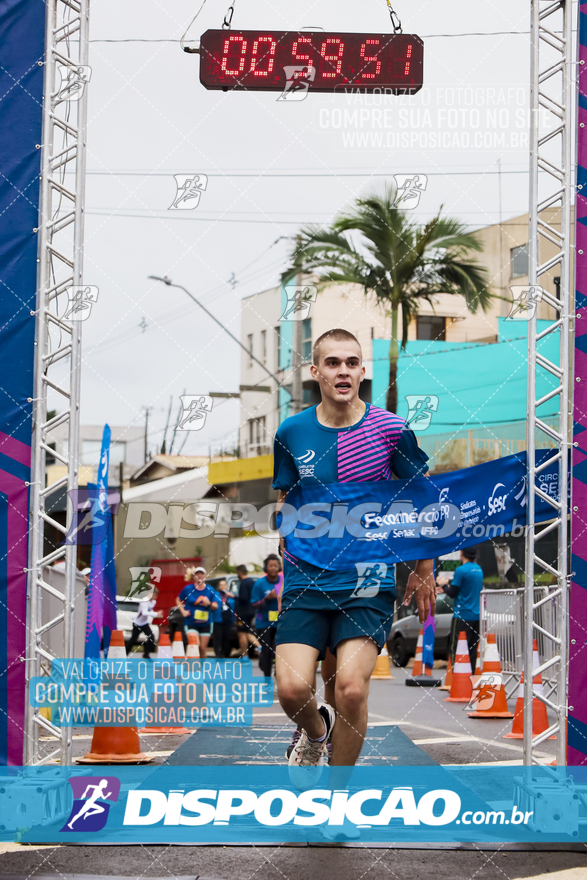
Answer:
[
  {"left": 143, "top": 405, "right": 152, "bottom": 464},
  {"left": 290, "top": 235, "right": 304, "bottom": 415}
]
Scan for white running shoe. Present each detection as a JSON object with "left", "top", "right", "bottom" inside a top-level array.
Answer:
[
  {"left": 288, "top": 703, "right": 335, "bottom": 789},
  {"left": 288, "top": 703, "right": 335, "bottom": 766},
  {"left": 288, "top": 703, "right": 336, "bottom": 775}
]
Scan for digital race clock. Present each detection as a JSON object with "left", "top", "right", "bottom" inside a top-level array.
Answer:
[{"left": 199, "top": 30, "right": 423, "bottom": 94}]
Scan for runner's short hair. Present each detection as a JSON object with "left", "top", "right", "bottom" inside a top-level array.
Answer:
[
  {"left": 462, "top": 546, "right": 478, "bottom": 561},
  {"left": 312, "top": 328, "right": 362, "bottom": 365},
  {"left": 236, "top": 564, "right": 248, "bottom": 576},
  {"left": 263, "top": 553, "right": 282, "bottom": 572}
]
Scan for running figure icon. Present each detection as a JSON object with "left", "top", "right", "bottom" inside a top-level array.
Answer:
[{"left": 67, "top": 779, "right": 112, "bottom": 830}]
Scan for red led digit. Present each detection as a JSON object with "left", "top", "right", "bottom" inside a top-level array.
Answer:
[
  {"left": 320, "top": 38, "right": 344, "bottom": 77},
  {"left": 359, "top": 39, "right": 381, "bottom": 79},
  {"left": 404, "top": 43, "right": 413, "bottom": 77},
  {"left": 292, "top": 36, "right": 312, "bottom": 63},
  {"left": 250, "top": 35, "right": 276, "bottom": 76},
  {"left": 221, "top": 35, "right": 248, "bottom": 76}
]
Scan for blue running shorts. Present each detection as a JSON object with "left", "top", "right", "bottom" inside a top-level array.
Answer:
[{"left": 275, "top": 587, "right": 395, "bottom": 658}]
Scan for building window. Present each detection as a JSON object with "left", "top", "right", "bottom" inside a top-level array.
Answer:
[
  {"left": 261, "top": 330, "right": 267, "bottom": 364},
  {"left": 247, "top": 333, "right": 253, "bottom": 367},
  {"left": 302, "top": 318, "right": 312, "bottom": 361},
  {"left": 416, "top": 315, "right": 446, "bottom": 341},
  {"left": 275, "top": 326, "right": 281, "bottom": 371},
  {"left": 248, "top": 417, "right": 267, "bottom": 456},
  {"left": 511, "top": 244, "right": 529, "bottom": 278}
]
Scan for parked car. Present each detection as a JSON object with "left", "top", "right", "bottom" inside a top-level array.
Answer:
[
  {"left": 388, "top": 592, "right": 454, "bottom": 667},
  {"left": 206, "top": 574, "right": 239, "bottom": 597},
  {"left": 116, "top": 595, "right": 160, "bottom": 644}
]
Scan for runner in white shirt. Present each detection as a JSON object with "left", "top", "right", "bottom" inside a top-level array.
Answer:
[{"left": 126, "top": 587, "right": 160, "bottom": 659}]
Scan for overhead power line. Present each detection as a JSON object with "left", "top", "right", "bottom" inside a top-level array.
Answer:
[
  {"left": 88, "top": 31, "right": 536, "bottom": 44},
  {"left": 83, "top": 169, "right": 530, "bottom": 178},
  {"left": 86, "top": 210, "right": 528, "bottom": 224}
]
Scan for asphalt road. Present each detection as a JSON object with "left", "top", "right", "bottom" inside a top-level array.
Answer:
[{"left": 0, "top": 846, "right": 586, "bottom": 880}]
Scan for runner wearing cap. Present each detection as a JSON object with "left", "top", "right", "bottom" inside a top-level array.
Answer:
[
  {"left": 176, "top": 566, "right": 218, "bottom": 659},
  {"left": 273, "top": 328, "right": 435, "bottom": 771}
]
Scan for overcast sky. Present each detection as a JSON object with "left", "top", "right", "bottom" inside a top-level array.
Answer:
[{"left": 79, "top": 0, "right": 539, "bottom": 460}]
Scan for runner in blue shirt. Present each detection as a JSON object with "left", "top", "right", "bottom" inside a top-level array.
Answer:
[
  {"left": 274, "top": 328, "right": 436, "bottom": 773},
  {"left": 212, "top": 578, "right": 236, "bottom": 658},
  {"left": 444, "top": 547, "right": 483, "bottom": 670},
  {"left": 251, "top": 555, "right": 282, "bottom": 677},
  {"left": 176, "top": 566, "right": 218, "bottom": 659}
]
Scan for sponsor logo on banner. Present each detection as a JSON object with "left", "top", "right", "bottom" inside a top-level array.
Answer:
[
  {"left": 488, "top": 482, "right": 508, "bottom": 516},
  {"left": 61, "top": 776, "right": 120, "bottom": 832}
]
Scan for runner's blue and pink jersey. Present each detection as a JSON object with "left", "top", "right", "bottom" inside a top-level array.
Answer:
[{"left": 273, "top": 403, "right": 429, "bottom": 594}]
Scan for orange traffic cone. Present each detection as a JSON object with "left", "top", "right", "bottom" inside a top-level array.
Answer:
[
  {"left": 444, "top": 631, "right": 473, "bottom": 702},
  {"left": 172, "top": 631, "right": 186, "bottom": 659},
  {"left": 467, "top": 634, "right": 513, "bottom": 718},
  {"left": 411, "top": 629, "right": 425, "bottom": 676},
  {"left": 157, "top": 632, "right": 173, "bottom": 659},
  {"left": 504, "top": 640, "right": 555, "bottom": 739},
  {"left": 371, "top": 644, "right": 394, "bottom": 679},
  {"left": 186, "top": 631, "right": 200, "bottom": 658},
  {"left": 472, "top": 651, "right": 482, "bottom": 689},
  {"left": 465, "top": 652, "right": 483, "bottom": 709},
  {"left": 78, "top": 631, "right": 152, "bottom": 764},
  {"left": 439, "top": 655, "right": 453, "bottom": 691},
  {"left": 140, "top": 631, "right": 190, "bottom": 735}
]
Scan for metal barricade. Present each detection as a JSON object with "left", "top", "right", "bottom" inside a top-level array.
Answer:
[
  {"left": 480, "top": 587, "right": 560, "bottom": 703},
  {"left": 480, "top": 589, "right": 524, "bottom": 699}
]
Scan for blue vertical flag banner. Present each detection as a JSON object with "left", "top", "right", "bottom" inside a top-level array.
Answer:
[
  {"left": 422, "top": 612, "right": 435, "bottom": 670},
  {"left": 85, "top": 425, "right": 118, "bottom": 657},
  {"left": 0, "top": 0, "right": 45, "bottom": 764}
]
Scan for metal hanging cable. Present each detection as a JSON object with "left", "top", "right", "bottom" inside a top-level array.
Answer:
[
  {"left": 222, "top": 0, "right": 236, "bottom": 30},
  {"left": 180, "top": 0, "right": 209, "bottom": 52},
  {"left": 385, "top": 0, "right": 402, "bottom": 34}
]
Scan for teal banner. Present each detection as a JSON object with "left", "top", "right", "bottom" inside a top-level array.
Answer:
[{"left": 1, "top": 766, "right": 584, "bottom": 844}]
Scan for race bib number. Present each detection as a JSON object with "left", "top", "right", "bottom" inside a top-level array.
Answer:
[
  {"left": 268, "top": 610, "right": 279, "bottom": 622},
  {"left": 195, "top": 609, "right": 209, "bottom": 621}
]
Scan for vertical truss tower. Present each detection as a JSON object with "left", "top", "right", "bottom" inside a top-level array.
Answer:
[
  {"left": 525, "top": 0, "right": 574, "bottom": 766},
  {"left": 24, "top": 0, "right": 89, "bottom": 765}
]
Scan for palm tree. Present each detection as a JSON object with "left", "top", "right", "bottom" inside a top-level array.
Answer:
[{"left": 281, "top": 185, "right": 494, "bottom": 413}]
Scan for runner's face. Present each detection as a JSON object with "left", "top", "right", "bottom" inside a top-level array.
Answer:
[
  {"left": 194, "top": 570, "right": 206, "bottom": 587},
  {"left": 310, "top": 340, "right": 364, "bottom": 405},
  {"left": 266, "top": 560, "right": 281, "bottom": 579}
]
